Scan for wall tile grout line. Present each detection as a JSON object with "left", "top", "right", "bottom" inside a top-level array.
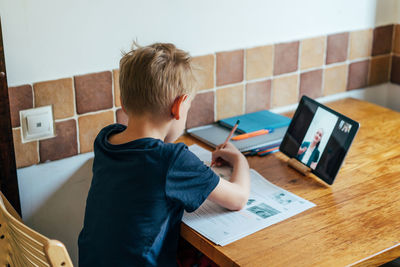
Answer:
[
  {"left": 297, "top": 39, "right": 302, "bottom": 100},
  {"left": 321, "top": 35, "right": 328, "bottom": 96},
  {"left": 242, "top": 48, "right": 247, "bottom": 114},
  {"left": 213, "top": 52, "right": 217, "bottom": 122},
  {"left": 71, "top": 76, "right": 81, "bottom": 155}
]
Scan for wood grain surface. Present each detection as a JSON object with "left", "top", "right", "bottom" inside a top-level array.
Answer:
[{"left": 178, "top": 98, "right": 400, "bottom": 267}]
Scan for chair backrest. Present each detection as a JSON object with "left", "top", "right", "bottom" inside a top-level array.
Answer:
[{"left": 0, "top": 191, "right": 73, "bottom": 267}]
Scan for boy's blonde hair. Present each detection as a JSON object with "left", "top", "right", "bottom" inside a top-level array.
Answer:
[{"left": 119, "top": 42, "right": 196, "bottom": 116}]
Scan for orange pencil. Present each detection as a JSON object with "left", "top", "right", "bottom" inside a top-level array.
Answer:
[{"left": 231, "top": 129, "right": 272, "bottom": 141}]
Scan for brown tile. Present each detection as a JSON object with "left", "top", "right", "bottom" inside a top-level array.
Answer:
[
  {"left": 33, "top": 78, "right": 74, "bottom": 120},
  {"left": 186, "top": 92, "right": 215, "bottom": 128},
  {"left": 300, "top": 37, "right": 325, "bottom": 70},
  {"left": 245, "top": 80, "right": 271, "bottom": 113},
  {"left": 271, "top": 74, "right": 299, "bottom": 108},
  {"left": 216, "top": 85, "right": 244, "bottom": 120},
  {"left": 39, "top": 119, "right": 77, "bottom": 162},
  {"left": 78, "top": 110, "right": 114, "bottom": 153},
  {"left": 391, "top": 55, "right": 400, "bottom": 84},
  {"left": 349, "top": 29, "right": 373, "bottom": 60},
  {"left": 216, "top": 50, "right": 244, "bottom": 86},
  {"left": 116, "top": 108, "right": 128, "bottom": 126},
  {"left": 299, "top": 69, "right": 323, "bottom": 99},
  {"left": 369, "top": 55, "right": 391, "bottom": 86},
  {"left": 192, "top": 55, "right": 215, "bottom": 91},
  {"left": 394, "top": 25, "right": 400, "bottom": 54},
  {"left": 12, "top": 128, "right": 38, "bottom": 168},
  {"left": 74, "top": 71, "right": 113, "bottom": 114},
  {"left": 372, "top": 25, "right": 393, "bottom": 56},
  {"left": 8, "top": 85, "right": 33, "bottom": 127},
  {"left": 326, "top": 32, "right": 349, "bottom": 64},
  {"left": 113, "top": 69, "right": 121, "bottom": 107},
  {"left": 323, "top": 64, "right": 348, "bottom": 96},
  {"left": 274, "top": 41, "right": 299, "bottom": 75},
  {"left": 347, "top": 60, "right": 370, "bottom": 90},
  {"left": 246, "top": 45, "right": 273, "bottom": 80}
]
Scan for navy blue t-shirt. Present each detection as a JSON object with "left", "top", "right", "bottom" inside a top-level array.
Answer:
[{"left": 78, "top": 124, "right": 219, "bottom": 266}]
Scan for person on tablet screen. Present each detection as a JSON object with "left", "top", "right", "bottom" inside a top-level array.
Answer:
[{"left": 297, "top": 128, "right": 324, "bottom": 169}]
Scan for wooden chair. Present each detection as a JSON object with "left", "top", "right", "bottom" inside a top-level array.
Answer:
[{"left": 0, "top": 191, "right": 73, "bottom": 267}]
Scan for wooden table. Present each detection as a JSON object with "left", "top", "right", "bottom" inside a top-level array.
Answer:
[{"left": 178, "top": 98, "right": 400, "bottom": 266}]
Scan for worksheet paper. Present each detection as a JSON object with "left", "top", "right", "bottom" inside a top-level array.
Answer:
[{"left": 182, "top": 145, "right": 316, "bottom": 246}]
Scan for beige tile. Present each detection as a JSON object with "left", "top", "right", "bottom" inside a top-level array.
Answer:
[
  {"left": 246, "top": 45, "right": 273, "bottom": 80},
  {"left": 113, "top": 69, "right": 121, "bottom": 107},
  {"left": 192, "top": 54, "right": 215, "bottom": 91},
  {"left": 271, "top": 74, "right": 299, "bottom": 108},
  {"left": 300, "top": 37, "right": 325, "bottom": 70},
  {"left": 323, "top": 64, "right": 348, "bottom": 96},
  {"left": 33, "top": 78, "right": 74, "bottom": 119},
  {"left": 349, "top": 29, "right": 373, "bottom": 60},
  {"left": 78, "top": 111, "right": 114, "bottom": 153},
  {"left": 216, "top": 85, "right": 244, "bottom": 120},
  {"left": 12, "top": 128, "right": 39, "bottom": 168},
  {"left": 246, "top": 80, "right": 271, "bottom": 113}
]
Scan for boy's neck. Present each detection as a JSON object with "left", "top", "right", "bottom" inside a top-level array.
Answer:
[{"left": 109, "top": 113, "right": 172, "bottom": 145}]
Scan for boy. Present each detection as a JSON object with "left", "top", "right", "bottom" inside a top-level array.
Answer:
[{"left": 78, "top": 43, "right": 250, "bottom": 266}]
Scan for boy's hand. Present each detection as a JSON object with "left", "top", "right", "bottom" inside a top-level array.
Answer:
[{"left": 212, "top": 142, "right": 244, "bottom": 167}]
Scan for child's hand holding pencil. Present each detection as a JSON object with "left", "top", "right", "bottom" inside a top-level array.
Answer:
[{"left": 211, "top": 120, "right": 240, "bottom": 167}]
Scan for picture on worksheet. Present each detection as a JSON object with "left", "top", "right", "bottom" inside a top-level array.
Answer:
[
  {"left": 247, "top": 203, "right": 280, "bottom": 219},
  {"left": 297, "top": 107, "right": 338, "bottom": 170}
]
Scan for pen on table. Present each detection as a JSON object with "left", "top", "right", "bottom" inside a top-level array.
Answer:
[
  {"left": 231, "top": 128, "right": 273, "bottom": 141},
  {"left": 210, "top": 120, "right": 240, "bottom": 167}
]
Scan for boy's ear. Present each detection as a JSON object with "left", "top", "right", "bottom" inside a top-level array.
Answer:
[
  {"left": 171, "top": 95, "right": 188, "bottom": 120},
  {"left": 121, "top": 103, "right": 127, "bottom": 114}
]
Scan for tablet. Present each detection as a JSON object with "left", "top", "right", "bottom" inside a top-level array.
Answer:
[{"left": 279, "top": 96, "right": 359, "bottom": 185}]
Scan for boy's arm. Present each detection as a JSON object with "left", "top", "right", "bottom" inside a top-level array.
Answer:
[{"left": 207, "top": 143, "right": 250, "bottom": 211}]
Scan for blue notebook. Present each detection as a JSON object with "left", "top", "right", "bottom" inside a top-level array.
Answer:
[{"left": 218, "top": 110, "right": 291, "bottom": 133}]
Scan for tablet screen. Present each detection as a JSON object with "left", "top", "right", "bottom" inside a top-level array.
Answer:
[{"left": 279, "top": 96, "right": 359, "bottom": 185}]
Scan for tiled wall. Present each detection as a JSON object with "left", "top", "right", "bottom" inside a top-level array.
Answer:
[{"left": 8, "top": 24, "right": 399, "bottom": 168}]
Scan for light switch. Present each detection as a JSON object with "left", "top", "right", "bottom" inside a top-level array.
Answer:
[
  {"left": 20, "top": 105, "right": 55, "bottom": 143},
  {"left": 26, "top": 113, "right": 51, "bottom": 135}
]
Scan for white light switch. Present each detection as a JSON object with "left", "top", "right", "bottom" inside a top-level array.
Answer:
[
  {"left": 20, "top": 106, "right": 55, "bottom": 143},
  {"left": 27, "top": 113, "right": 51, "bottom": 134}
]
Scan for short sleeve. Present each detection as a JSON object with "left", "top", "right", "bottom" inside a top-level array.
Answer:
[{"left": 165, "top": 145, "right": 219, "bottom": 212}]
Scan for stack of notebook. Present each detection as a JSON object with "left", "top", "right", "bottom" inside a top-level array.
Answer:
[{"left": 187, "top": 110, "right": 291, "bottom": 156}]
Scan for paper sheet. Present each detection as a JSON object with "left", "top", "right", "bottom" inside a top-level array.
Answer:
[{"left": 182, "top": 145, "right": 316, "bottom": 246}]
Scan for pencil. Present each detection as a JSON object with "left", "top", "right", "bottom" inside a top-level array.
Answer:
[
  {"left": 222, "top": 120, "right": 240, "bottom": 148},
  {"left": 211, "top": 120, "right": 240, "bottom": 167}
]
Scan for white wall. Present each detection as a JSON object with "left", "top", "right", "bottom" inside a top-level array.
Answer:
[
  {"left": 0, "top": 0, "right": 398, "bottom": 86},
  {"left": 17, "top": 153, "right": 94, "bottom": 266}
]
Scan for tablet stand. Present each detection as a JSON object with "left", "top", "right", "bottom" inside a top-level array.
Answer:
[{"left": 287, "top": 158, "right": 311, "bottom": 176}]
